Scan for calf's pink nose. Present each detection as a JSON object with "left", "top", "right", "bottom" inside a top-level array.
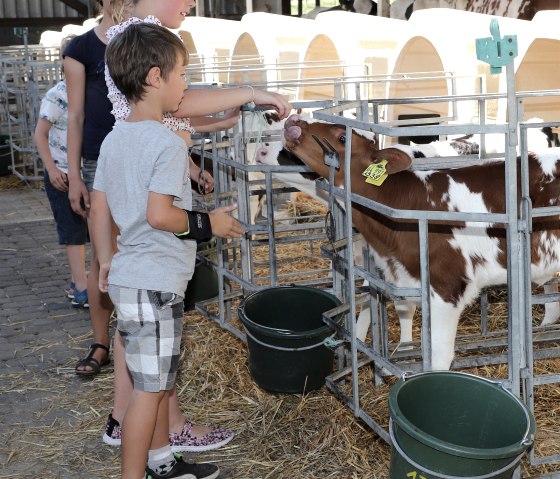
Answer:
[{"left": 255, "top": 147, "right": 268, "bottom": 163}]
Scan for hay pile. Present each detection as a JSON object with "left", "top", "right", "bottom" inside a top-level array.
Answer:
[{"left": 0, "top": 174, "right": 31, "bottom": 190}]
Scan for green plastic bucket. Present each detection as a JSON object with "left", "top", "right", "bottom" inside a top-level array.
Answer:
[
  {"left": 183, "top": 240, "right": 219, "bottom": 311},
  {"left": 183, "top": 260, "right": 219, "bottom": 311},
  {"left": 389, "top": 372, "right": 535, "bottom": 479},
  {"left": 238, "top": 285, "right": 341, "bottom": 393}
]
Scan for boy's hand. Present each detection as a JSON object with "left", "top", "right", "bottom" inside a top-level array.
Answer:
[
  {"left": 209, "top": 204, "right": 244, "bottom": 239},
  {"left": 98, "top": 261, "right": 111, "bottom": 293},
  {"left": 47, "top": 166, "right": 69, "bottom": 192},
  {"left": 69, "top": 179, "right": 90, "bottom": 217}
]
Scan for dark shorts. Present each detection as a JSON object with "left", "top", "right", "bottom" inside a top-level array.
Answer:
[
  {"left": 82, "top": 157, "right": 97, "bottom": 192},
  {"left": 44, "top": 170, "right": 88, "bottom": 245}
]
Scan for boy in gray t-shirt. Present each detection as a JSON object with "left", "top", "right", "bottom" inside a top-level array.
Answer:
[{"left": 90, "top": 23, "right": 242, "bottom": 479}]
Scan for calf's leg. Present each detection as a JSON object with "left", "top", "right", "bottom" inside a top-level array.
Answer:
[
  {"left": 394, "top": 299, "right": 415, "bottom": 345},
  {"left": 429, "top": 295, "right": 461, "bottom": 371},
  {"left": 541, "top": 282, "right": 560, "bottom": 326}
]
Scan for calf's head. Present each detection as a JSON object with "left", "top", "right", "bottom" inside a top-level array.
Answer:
[{"left": 283, "top": 115, "right": 414, "bottom": 186}]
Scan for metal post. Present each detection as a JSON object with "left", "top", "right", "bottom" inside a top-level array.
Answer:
[
  {"left": 505, "top": 57, "right": 523, "bottom": 399},
  {"left": 196, "top": 0, "right": 205, "bottom": 16}
]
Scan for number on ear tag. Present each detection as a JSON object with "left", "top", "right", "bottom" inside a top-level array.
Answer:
[{"left": 362, "top": 160, "right": 388, "bottom": 186}]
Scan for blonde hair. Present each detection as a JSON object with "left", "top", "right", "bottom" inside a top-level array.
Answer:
[
  {"left": 110, "top": 0, "right": 138, "bottom": 23},
  {"left": 105, "top": 22, "right": 187, "bottom": 103}
]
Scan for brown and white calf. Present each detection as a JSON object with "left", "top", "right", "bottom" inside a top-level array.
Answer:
[
  {"left": 256, "top": 142, "right": 404, "bottom": 343},
  {"left": 282, "top": 115, "right": 560, "bottom": 370},
  {"left": 256, "top": 119, "right": 559, "bottom": 347}
]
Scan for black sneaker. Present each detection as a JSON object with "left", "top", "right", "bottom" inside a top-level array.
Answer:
[{"left": 145, "top": 453, "right": 219, "bottom": 479}]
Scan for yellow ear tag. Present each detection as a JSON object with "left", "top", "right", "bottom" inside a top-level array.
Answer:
[{"left": 362, "top": 159, "right": 388, "bottom": 186}]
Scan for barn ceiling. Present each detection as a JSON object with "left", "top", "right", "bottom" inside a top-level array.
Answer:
[{"left": 0, "top": 0, "right": 93, "bottom": 27}]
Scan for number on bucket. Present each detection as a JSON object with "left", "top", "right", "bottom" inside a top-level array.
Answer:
[{"left": 406, "top": 472, "right": 427, "bottom": 479}]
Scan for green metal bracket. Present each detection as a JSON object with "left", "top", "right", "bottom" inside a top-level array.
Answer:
[{"left": 475, "top": 18, "right": 518, "bottom": 74}]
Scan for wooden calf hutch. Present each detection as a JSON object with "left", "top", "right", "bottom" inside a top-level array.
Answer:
[
  {"left": 228, "top": 13, "right": 320, "bottom": 88},
  {"left": 495, "top": 10, "right": 560, "bottom": 124},
  {"left": 385, "top": 8, "right": 535, "bottom": 138},
  {"left": 302, "top": 11, "right": 411, "bottom": 102},
  {"left": 179, "top": 16, "right": 243, "bottom": 83}
]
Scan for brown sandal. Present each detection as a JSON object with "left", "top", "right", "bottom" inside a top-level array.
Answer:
[{"left": 75, "top": 343, "right": 110, "bottom": 376}]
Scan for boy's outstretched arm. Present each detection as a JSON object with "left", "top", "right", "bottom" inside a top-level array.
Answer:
[
  {"left": 146, "top": 192, "right": 190, "bottom": 234},
  {"left": 147, "top": 192, "right": 243, "bottom": 240},
  {"left": 176, "top": 88, "right": 291, "bottom": 120},
  {"left": 90, "top": 190, "right": 114, "bottom": 293}
]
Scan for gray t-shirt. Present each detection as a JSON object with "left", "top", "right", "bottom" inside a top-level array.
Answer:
[{"left": 94, "top": 120, "right": 196, "bottom": 296}]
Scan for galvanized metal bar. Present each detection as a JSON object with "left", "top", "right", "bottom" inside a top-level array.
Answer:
[{"left": 418, "top": 220, "right": 432, "bottom": 370}]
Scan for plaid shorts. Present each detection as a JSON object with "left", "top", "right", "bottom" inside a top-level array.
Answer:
[{"left": 108, "top": 285, "right": 184, "bottom": 392}]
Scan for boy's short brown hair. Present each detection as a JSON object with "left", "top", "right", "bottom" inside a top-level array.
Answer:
[{"left": 105, "top": 23, "right": 188, "bottom": 103}]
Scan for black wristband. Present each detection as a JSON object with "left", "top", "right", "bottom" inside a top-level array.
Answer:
[{"left": 174, "top": 210, "right": 213, "bottom": 242}]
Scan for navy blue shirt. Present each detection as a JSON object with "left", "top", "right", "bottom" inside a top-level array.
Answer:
[{"left": 63, "top": 28, "right": 114, "bottom": 161}]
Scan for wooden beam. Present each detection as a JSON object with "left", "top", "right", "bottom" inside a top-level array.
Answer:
[{"left": 58, "top": 0, "right": 89, "bottom": 16}]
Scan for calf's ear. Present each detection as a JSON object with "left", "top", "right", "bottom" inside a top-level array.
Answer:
[
  {"left": 264, "top": 112, "right": 281, "bottom": 124},
  {"left": 370, "top": 148, "right": 412, "bottom": 174}
]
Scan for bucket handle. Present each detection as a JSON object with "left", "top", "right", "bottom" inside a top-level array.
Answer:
[
  {"left": 389, "top": 419, "right": 526, "bottom": 479},
  {"left": 244, "top": 327, "right": 330, "bottom": 352},
  {"left": 400, "top": 371, "right": 415, "bottom": 381},
  {"left": 396, "top": 372, "right": 535, "bottom": 448},
  {"left": 239, "top": 308, "right": 297, "bottom": 336},
  {"left": 271, "top": 328, "right": 298, "bottom": 336}
]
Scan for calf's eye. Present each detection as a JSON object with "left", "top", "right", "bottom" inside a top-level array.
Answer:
[{"left": 338, "top": 135, "right": 346, "bottom": 144}]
